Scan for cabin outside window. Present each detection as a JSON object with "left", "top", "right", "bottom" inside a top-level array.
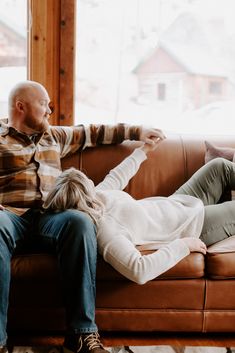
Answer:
[{"left": 75, "top": 0, "right": 235, "bottom": 135}]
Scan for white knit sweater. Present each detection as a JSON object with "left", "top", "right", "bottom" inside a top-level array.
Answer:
[{"left": 96, "top": 148, "right": 205, "bottom": 284}]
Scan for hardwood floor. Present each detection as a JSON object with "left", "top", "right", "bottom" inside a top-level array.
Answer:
[
  {"left": 10, "top": 344, "right": 235, "bottom": 353},
  {"left": 9, "top": 333, "right": 235, "bottom": 352}
]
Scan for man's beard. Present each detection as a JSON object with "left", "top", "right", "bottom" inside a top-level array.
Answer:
[{"left": 24, "top": 114, "right": 50, "bottom": 133}]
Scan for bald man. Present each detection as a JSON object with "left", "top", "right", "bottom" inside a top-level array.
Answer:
[
  {"left": 7, "top": 81, "right": 51, "bottom": 134},
  {"left": 0, "top": 81, "right": 165, "bottom": 353}
]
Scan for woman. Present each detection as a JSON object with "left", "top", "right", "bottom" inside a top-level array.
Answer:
[{"left": 43, "top": 138, "right": 235, "bottom": 284}]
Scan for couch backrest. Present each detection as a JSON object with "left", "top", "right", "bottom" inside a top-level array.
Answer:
[{"left": 61, "top": 134, "right": 235, "bottom": 199}]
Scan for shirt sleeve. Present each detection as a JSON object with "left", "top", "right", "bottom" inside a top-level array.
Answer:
[
  {"left": 83, "top": 123, "right": 142, "bottom": 148},
  {"left": 96, "top": 148, "right": 147, "bottom": 191},
  {"left": 97, "top": 221, "right": 190, "bottom": 284},
  {"left": 51, "top": 124, "right": 142, "bottom": 157}
]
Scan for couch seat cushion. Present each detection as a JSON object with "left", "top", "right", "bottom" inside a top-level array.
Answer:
[
  {"left": 206, "top": 252, "right": 235, "bottom": 278},
  {"left": 97, "top": 252, "right": 205, "bottom": 280},
  {"left": 10, "top": 254, "right": 63, "bottom": 307},
  {"left": 207, "top": 235, "right": 235, "bottom": 278}
]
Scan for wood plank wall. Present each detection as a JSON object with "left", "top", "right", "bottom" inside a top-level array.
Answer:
[
  {"left": 28, "top": 0, "right": 75, "bottom": 126},
  {"left": 60, "top": 0, "right": 76, "bottom": 126}
]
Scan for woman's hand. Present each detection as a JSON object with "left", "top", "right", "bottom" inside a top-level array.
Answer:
[
  {"left": 141, "top": 136, "right": 164, "bottom": 154},
  {"left": 0, "top": 204, "right": 5, "bottom": 211},
  {"left": 182, "top": 237, "right": 207, "bottom": 255}
]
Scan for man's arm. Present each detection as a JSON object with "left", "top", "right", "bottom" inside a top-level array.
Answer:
[
  {"left": 83, "top": 123, "right": 165, "bottom": 148},
  {"left": 52, "top": 124, "right": 165, "bottom": 158}
]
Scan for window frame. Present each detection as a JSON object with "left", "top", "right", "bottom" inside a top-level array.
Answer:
[{"left": 28, "top": 0, "right": 76, "bottom": 126}]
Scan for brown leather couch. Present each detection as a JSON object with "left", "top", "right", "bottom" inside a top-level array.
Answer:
[{"left": 8, "top": 133, "right": 235, "bottom": 344}]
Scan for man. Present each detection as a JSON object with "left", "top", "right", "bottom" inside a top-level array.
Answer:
[{"left": 0, "top": 80, "right": 165, "bottom": 353}]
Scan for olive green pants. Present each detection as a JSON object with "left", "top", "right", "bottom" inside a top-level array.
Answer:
[{"left": 175, "top": 157, "right": 235, "bottom": 246}]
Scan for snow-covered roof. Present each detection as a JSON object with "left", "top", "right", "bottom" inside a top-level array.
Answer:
[
  {"left": 159, "top": 12, "right": 227, "bottom": 77},
  {"left": 135, "top": 12, "right": 229, "bottom": 78}
]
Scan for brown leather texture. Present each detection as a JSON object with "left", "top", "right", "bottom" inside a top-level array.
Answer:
[
  {"left": 203, "top": 311, "right": 235, "bottom": 332},
  {"left": 8, "top": 134, "right": 235, "bottom": 338},
  {"left": 205, "top": 280, "right": 235, "bottom": 309},
  {"left": 97, "top": 252, "right": 205, "bottom": 280},
  {"left": 206, "top": 252, "right": 235, "bottom": 278},
  {"left": 95, "top": 310, "right": 204, "bottom": 332},
  {"left": 96, "top": 279, "right": 205, "bottom": 309}
]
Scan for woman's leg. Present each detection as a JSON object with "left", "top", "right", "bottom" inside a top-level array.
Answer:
[
  {"left": 200, "top": 201, "right": 235, "bottom": 246},
  {"left": 175, "top": 158, "right": 235, "bottom": 245},
  {"left": 175, "top": 158, "right": 235, "bottom": 205}
]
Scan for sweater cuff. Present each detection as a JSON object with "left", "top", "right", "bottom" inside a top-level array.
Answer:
[
  {"left": 131, "top": 147, "right": 148, "bottom": 162},
  {"left": 167, "top": 239, "right": 191, "bottom": 261}
]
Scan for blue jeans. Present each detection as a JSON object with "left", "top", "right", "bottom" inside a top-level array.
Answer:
[{"left": 0, "top": 209, "right": 98, "bottom": 346}]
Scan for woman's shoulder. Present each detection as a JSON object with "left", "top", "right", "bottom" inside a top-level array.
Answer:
[{"left": 97, "top": 214, "right": 117, "bottom": 239}]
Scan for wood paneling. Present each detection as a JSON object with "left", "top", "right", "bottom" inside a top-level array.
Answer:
[
  {"left": 28, "top": 0, "right": 76, "bottom": 125},
  {"left": 60, "top": 0, "right": 76, "bottom": 126},
  {"left": 28, "top": 0, "right": 61, "bottom": 125}
]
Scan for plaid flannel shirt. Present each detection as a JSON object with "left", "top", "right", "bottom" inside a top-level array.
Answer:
[{"left": 0, "top": 121, "right": 141, "bottom": 215}]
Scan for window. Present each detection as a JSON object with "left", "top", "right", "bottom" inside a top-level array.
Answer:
[
  {"left": 75, "top": 0, "right": 235, "bottom": 135},
  {"left": 0, "top": 0, "right": 27, "bottom": 117},
  {"left": 158, "top": 83, "right": 166, "bottom": 101},
  {"left": 209, "top": 81, "right": 222, "bottom": 95}
]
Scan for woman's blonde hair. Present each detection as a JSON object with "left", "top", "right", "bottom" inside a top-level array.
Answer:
[{"left": 43, "top": 167, "right": 104, "bottom": 225}]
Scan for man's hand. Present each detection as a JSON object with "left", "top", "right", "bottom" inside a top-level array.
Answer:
[
  {"left": 0, "top": 204, "right": 5, "bottom": 211},
  {"left": 182, "top": 237, "right": 207, "bottom": 255},
  {"left": 139, "top": 128, "right": 166, "bottom": 144}
]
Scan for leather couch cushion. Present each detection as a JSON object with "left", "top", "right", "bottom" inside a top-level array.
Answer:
[
  {"left": 10, "top": 249, "right": 204, "bottom": 295},
  {"left": 96, "top": 279, "right": 205, "bottom": 310},
  {"left": 97, "top": 252, "right": 205, "bottom": 280},
  {"left": 205, "top": 280, "right": 235, "bottom": 309},
  {"left": 207, "top": 235, "right": 235, "bottom": 278},
  {"left": 10, "top": 254, "right": 63, "bottom": 307},
  {"left": 206, "top": 252, "right": 235, "bottom": 278}
]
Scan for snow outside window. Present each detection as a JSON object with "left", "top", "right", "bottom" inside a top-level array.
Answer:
[{"left": 75, "top": 0, "right": 235, "bottom": 135}]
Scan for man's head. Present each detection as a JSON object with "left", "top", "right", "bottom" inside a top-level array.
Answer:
[{"left": 8, "top": 80, "right": 52, "bottom": 135}]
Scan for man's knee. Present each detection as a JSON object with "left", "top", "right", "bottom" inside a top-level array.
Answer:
[
  {"left": 0, "top": 210, "right": 13, "bottom": 228},
  {"left": 0, "top": 211, "right": 18, "bottom": 252},
  {"left": 64, "top": 210, "right": 95, "bottom": 231},
  {"left": 58, "top": 210, "right": 97, "bottom": 245}
]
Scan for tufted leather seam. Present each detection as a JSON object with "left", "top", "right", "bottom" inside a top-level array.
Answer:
[
  {"left": 202, "top": 279, "right": 208, "bottom": 332},
  {"left": 179, "top": 134, "right": 188, "bottom": 183},
  {"left": 79, "top": 150, "right": 83, "bottom": 171}
]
